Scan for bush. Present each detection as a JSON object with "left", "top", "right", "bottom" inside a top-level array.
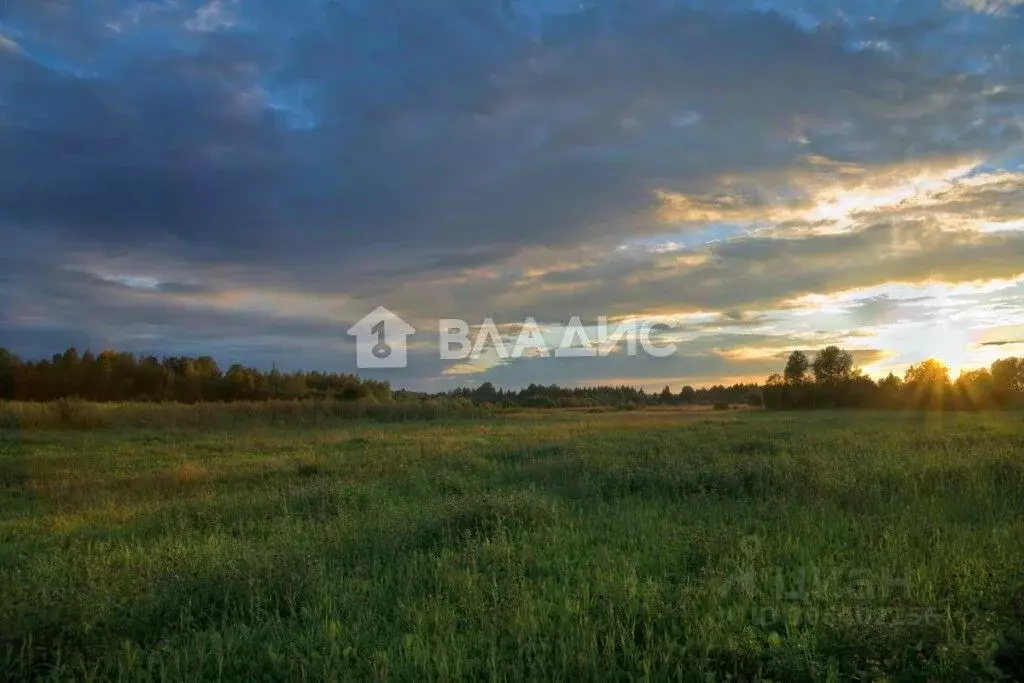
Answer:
[{"left": 713, "top": 401, "right": 730, "bottom": 411}]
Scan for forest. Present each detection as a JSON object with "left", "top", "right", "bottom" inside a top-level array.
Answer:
[
  {"left": 761, "top": 346, "right": 1024, "bottom": 410},
  {"left": 0, "top": 347, "right": 757, "bottom": 408},
  {"left": 1, "top": 345, "right": 1022, "bottom": 411}
]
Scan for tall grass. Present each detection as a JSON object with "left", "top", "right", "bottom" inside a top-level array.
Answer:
[
  {"left": 0, "top": 398, "right": 490, "bottom": 430},
  {"left": 1, "top": 409, "right": 1022, "bottom": 680}
]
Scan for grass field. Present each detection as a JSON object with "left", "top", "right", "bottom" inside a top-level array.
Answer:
[{"left": 2, "top": 409, "right": 1023, "bottom": 681}]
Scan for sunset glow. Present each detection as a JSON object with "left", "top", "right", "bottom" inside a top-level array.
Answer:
[{"left": 1, "top": 0, "right": 1023, "bottom": 391}]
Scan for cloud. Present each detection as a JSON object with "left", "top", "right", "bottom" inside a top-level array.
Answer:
[
  {"left": 186, "top": 1, "right": 238, "bottom": 32},
  {"left": 3, "top": 3, "right": 1018, "bottom": 269},
  {"left": 654, "top": 155, "right": 997, "bottom": 232},
  {"left": 958, "top": 0, "right": 1024, "bottom": 16},
  {"left": 2, "top": 0, "right": 1024, "bottom": 388},
  {"left": 0, "top": 32, "right": 20, "bottom": 55}
]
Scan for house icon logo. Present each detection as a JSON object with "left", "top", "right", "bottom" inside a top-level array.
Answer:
[{"left": 347, "top": 306, "right": 416, "bottom": 369}]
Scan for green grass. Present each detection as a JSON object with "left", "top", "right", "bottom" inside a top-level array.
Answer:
[
  {"left": 1, "top": 409, "right": 1023, "bottom": 681},
  {"left": 0, "top": 398, "right": 484, "bottom": 430}
]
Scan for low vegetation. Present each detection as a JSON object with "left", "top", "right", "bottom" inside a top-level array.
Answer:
[
  {"left": 2, "top": 409, "right": 1023, "bottom": 680},
  {"left": 0, "top": 398, "right": 488, "bottom": 430}
]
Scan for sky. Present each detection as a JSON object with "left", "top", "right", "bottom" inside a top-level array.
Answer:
[{"left": 2, "top": 0, "right": 1024, "bottom": 392}]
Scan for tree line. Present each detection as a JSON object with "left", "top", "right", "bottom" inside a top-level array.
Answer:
[
  {"left": 762, "top": 346, "right": 1024, "bottom": 410},
  {"left": 4, "top": 344, "right": 1020, "bottom": 411},
  {"left": 0, "top": 346, "right": 759, "bottom": 408},
  {"left": 446, "top": 381, "right": 761, "bottom": 409},
  {"left": 0, "top": 347, "right": 393, "bottom": 403}
]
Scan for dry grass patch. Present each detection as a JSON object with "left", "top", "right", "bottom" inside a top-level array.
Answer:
[{"left": 166, "top": 461, "right": 211, "bottom": 487}]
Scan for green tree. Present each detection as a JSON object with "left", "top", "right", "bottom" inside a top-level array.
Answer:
[
  {"left": 58, "top": 347, "right": 82, "bottom": 397},
  {"left": 472, "top": 381, "right": 499, "bottom": 405},
  {"left": 784, "top": 351, "right": 809, "bottom": 385},
  {"left": 879, "top": 372, "right": 902, "bottom": 392},
  {"left": 877, "top": 372, "right": 903, "bottom": 408},
  {"left": 991, "top": 357, "right": 1023, "bottom": 402},
  {"left": 904, "top": 359, "right": 951, "bottom": 409},
  {"left": 0, "top": 348, "right": 21, "bottom": 400},
  {"left": 812, "top": 346, "right": 853, "bottom": 386},
  {"left": 225, "top": 364, "right": 256, "bottom": 400},
  {"left": 905, "top": 359, "right": 951, "bottom": 387},
  {"left": 955, "top": 368, "right": 995, "bottom": 409}
]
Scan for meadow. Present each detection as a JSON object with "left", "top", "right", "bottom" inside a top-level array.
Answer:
[{"left": 1, "top": 408, "right": 1023, "bottom": 681}]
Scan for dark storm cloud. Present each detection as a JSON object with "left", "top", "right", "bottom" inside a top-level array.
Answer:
[
  {"left": 3, "top": 1, "right": 1018, "bottom": 269},
  {"left": 2, "top": 0, "right": 1024, "bottom": 385}
]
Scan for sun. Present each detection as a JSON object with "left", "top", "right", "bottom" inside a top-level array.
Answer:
[
  {"left": 868, "top": 318, "right": 977, "bottom": 380},
  {"left": 917, "top": 323, "right": 974, "bottom": 378}
]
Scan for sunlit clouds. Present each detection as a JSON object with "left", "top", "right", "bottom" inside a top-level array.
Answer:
[
  {"left": 2, "top": 0, "right": 1024, "bottom": 390},
  {"left": 655, "top": 156, "right": 998, "bottom": 235}
]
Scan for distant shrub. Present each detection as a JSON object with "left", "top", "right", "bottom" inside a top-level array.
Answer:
[
  {"left": 713, "top": 401, "right": 730, "bottom": 411},
  {"left": 55, "top": 398, "right": 106, "bottom": 428}
]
